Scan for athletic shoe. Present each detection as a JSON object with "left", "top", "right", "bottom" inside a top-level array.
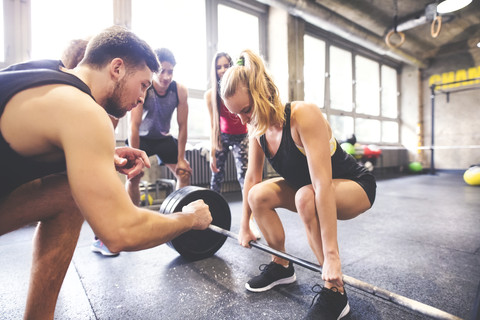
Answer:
[
  {"left": 91, "top": 239, "right": 119, "bottom": 257},
  {"left": 305, "top": 284, "right": 350, "bottom": 320},
  {"left": 245, "top": 261, "right": 296, "bottom": 292}
]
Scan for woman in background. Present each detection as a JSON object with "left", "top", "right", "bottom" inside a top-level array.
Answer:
[
  {"left": 205, "top": 52, "right": 249, "bottom": 193},
  {"left": 205, "top": 52, "right": 260, "bottom": 238}
]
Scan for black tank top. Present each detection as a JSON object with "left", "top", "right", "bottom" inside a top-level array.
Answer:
[
  {"left": 0, "top": 60, "right": 95, "bottom": 197},
  {"left": 259, "top": 103, "right": 368, "bottom": 190}
]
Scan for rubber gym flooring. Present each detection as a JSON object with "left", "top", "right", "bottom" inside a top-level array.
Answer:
[{"left": 0, "top": 171, "right": 479, "bottom": 319}]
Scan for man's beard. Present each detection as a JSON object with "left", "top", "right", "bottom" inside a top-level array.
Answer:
[{"left": 105, "top": 80, "right": 127, "bottom": 119}]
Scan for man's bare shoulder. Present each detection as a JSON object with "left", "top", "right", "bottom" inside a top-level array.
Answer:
[
  {"left": 2, "top": 83, "right": 112, "bottom": 157},
  {"left": 26, "top": 84, "right": 109, "bottom": 129},
  {"left": 175, "top": 82, "right": 189, "bottom": 100}
]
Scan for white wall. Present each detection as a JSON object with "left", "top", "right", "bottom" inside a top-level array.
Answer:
[{"left": 421, "top": 49, "right": 480, "bottom": 170}]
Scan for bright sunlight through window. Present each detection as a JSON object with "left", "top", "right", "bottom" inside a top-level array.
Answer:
[
  {"left": 31, "top": 0, "right": 113, "bottom": 60},
  {"left": 131, "top": 0, "right": 207, "bottom": 90}
]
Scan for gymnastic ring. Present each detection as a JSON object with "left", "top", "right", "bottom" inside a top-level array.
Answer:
[
  {"left": 431, "top": 15, "right": 442, "bottom": 38},
  {"left": 385, "top": 30, "right": 405, "bottom": 49}
]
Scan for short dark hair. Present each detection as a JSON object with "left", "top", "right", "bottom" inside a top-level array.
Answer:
[
  {"left": 62, "top": 39, "right": 89, "bottom": 69},
  {"left": 81, "top": 25, "right": 159, "bottom": 72},
  {"left": 155, "top": 48, "right": 176, "bottom": 66}
]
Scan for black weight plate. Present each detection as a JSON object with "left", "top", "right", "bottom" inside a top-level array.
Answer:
[{"left": 159, "top": 186, "right": 231, "bottom": 260}]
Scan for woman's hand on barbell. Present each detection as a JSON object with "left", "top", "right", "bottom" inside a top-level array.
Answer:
[{"left": 238, "top": 225, "right": 258, "bottom": 248}]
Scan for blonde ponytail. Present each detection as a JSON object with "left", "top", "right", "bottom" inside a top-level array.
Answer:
[{"left": 220, "top": 49, "right": 284, "bottom": 138}]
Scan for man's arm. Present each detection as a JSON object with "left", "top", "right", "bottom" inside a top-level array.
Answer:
[
  {"left": 128, "top": 102, "right": 143, "bottom": 149},
  {"left": 175, "top": 82, "right": 192, "bottom": 173},
  {"left": 57, "top": 89, "right": 210, "bottom": 252}
]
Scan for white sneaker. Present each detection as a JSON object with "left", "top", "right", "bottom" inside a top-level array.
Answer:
[{"left": 91, "top": 239, "right": 119, "bottom": 257}]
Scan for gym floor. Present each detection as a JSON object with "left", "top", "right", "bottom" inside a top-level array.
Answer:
[{"left": 0, "top": 171, "right": 479, "bottom": 320}]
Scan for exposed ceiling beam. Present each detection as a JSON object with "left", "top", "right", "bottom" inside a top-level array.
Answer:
[{"left": 256, "top": 0, "right": 427, "bottom": 68}]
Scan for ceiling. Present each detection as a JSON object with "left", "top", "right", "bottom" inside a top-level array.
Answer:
[
  {"left": 263, "top": 0, "right": 480, "bottom": 67},
  {"left": 314, "top": 0, "right": 480, "bottom": 66}
]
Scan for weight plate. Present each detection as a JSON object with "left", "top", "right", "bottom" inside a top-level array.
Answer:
[{"left": 159, "top": 186, "right": 231, "bottom": 260}]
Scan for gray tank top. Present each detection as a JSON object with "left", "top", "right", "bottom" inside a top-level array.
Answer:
[{"left": 139, "top": 81, "right": 179, "bottom": 139}]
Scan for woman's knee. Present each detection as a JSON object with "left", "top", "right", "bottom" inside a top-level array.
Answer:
[
  {"left": 295, "top": 186, "right": 316, "bottom": 222},
  {"left": 247, "top": 183, "right": 276, "bottom": 212}
]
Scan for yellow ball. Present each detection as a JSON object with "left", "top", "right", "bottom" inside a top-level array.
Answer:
[
  {"left": 140, "top": 193, "right": 154, "bottom": 205},
  {"left": 464, "top": 166, "right": 480, "bottom": 186}
]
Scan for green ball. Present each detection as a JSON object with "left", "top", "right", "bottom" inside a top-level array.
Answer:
[
  {"left": 340, "top": 142, "right": 355, "bottom": 155},
  {"left": 409, "top": 161, "right": 423, "bottom": 173}
]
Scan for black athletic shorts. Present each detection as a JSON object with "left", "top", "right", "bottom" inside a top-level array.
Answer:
[
  {"left": 126, "top": 136, "right": 178, "bottom": 165},
  {"left": 349, "top": 172, "right": 376, "bottom": 207}
]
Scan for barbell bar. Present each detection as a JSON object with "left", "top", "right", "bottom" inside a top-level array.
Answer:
[
  {"left": 160, "top": 186, "right": 463, "bottom": 320},
  {"left": 208, "top": 224, "right": 462, "bottom": 320}
]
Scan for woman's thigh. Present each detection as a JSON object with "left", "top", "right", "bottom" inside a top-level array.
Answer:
[
  {"left": 333, "top": 179, "right": 371, "bottom": 220},
  {"left": 249, "top": 177, "right": 297, "bottom": 213}
]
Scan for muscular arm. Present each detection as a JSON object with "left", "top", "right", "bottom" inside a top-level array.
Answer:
[
  {"left": 291, "top": 102, "right": 341, "bottom": 283},
  {"left": 175, "top": 83, "right": 191, "bottom": 172},
  {"left": 238, "top": 136, "right": 264, "bottom": 246},
  {"left": 56, "top": 89, "right": 209, "bottom": 251}
]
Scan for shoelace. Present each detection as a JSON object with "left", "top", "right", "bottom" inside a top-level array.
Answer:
[
  {"left": 309, "top": 284, "right": 340, "bottom": 308},
  {"left": 258, "top": 263, "right": 273, "bottom": 274}
]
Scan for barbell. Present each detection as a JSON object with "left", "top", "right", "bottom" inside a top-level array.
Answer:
[{"left": 159, "top": 186, "right": 463, "bottom": 320}]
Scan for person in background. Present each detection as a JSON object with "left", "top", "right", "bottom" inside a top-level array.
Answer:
[
  {"left": 0, "top": 26, "right": 212, "bottom": 319},
  {"left": 61, "top": 38, "right": 89, "bottom": 69},
  {"left": 220, "top": 49, "right": 376, "bottom": 319},
  {"left": 205, "top": 52, "right": 248, "bottom": 194},
  {"left": 126, "top": 48, "right": 192, "bottom": 206}
]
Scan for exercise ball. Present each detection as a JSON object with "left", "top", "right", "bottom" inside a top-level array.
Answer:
[
  {"left": 341, "top": 142, "right": 355, "bottom": 155},
  {"left": 464, "top": 166, "right": 480, "bottom": 186},
  {"left": 408, "top": 161, "right": 423, "bottom": 173}
]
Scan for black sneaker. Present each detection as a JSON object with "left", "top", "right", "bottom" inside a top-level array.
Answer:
[
  {"left": 245, "top": 261, "right": 296, "bottom": 292},
  {"left": 305, "top": 284, "right": 350, "bottom": 320}
]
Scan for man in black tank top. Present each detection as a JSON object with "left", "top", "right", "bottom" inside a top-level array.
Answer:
[{"left": 0, "top": 27, "right": 212, "bottom": 319}]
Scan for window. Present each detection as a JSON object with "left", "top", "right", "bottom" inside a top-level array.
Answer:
[
  {"left": 168, "top": 98, "right": 211, "bottom": 139},
  {"left": 31, "top": 0, "right": 113, "bottom": 60},
  {"left": 330, "top": 115, "right": 354, "bottom": 142},
  {"left": 382, "top": 120, "right": 398, "bottom": 143},
  {"left": 304, "top": 34, "right": 325, "bottom": 107},
  {"left": 356, "top": 118, "right": 380, "bottom": 142},
  {"left": 329, "top": 46, "right": 352, "bottom": 112},
  {"left": 131, "top": 0, "right": 207, "bottom": 91},
  {"left": 355, "top": 55, "right": 380, "bottom": 116},
  {"left": 217, "top": 4, "right": 260, "bottom": 58},
  {"left": 381, "top": 65, "right": 398, "bottom": 118},
  {"left": 304, "top": 28, "right": 400, "bottom": 144}
]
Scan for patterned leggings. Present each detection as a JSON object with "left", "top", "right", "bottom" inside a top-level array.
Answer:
[{"left": 211, "top": 133, "right": 249, "bottom": 193}]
